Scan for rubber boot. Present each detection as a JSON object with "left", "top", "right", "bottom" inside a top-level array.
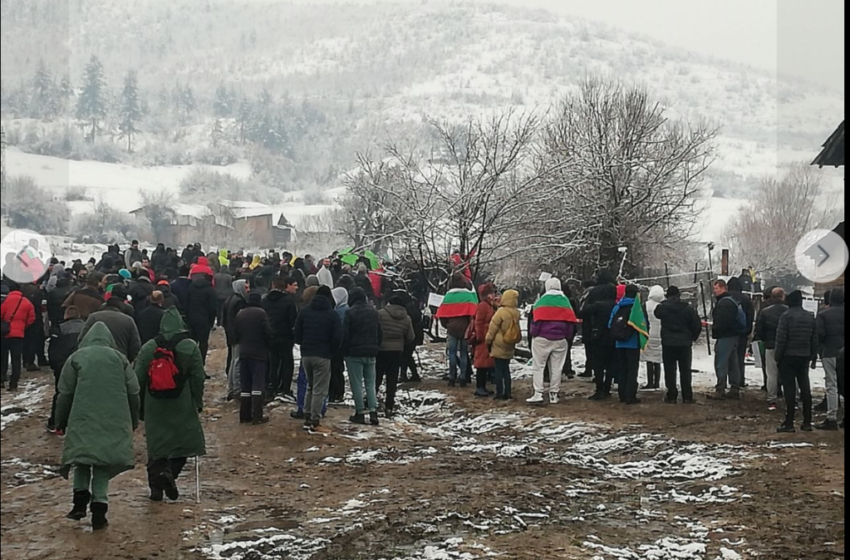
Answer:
[
  {"left": 239, "top": 396, "right": 252, "bottom": 424},
  {"left": 251, "top": 395, "right": 269, "bottom": 425},
  {"left": 66, "top": 489, "right": 90, "bottom": 520},
  {"left": 90, "top": 502, "right": 108, "bottom": 530}
]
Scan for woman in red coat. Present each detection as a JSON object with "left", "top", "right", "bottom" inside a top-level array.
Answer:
[
  {"left": 473, "top": 283, "right": 497, "bottom": 397},
  {"left": 1, "top": 282, "right": 37, "bottom": 391}
]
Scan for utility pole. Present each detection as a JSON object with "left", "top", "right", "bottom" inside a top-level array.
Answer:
[{"left": 1, "top": 125, "right": 6, "bottom": 218}]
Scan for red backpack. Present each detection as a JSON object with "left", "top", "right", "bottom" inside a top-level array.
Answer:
[{"left": 147, "top": 334, "right": 190, "bottom": 398}]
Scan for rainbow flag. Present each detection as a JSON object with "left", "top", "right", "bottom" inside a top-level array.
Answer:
[
  {"left": 628, "top": 294, "right": 649, "bottom": 350},
  {"left": 533, "top": 292, "right": 578, "bottom": 322},
  {"left": 435, "top": 288, "right": 478, "bottom": 318}
]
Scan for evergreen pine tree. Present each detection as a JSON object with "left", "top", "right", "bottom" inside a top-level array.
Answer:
[
  {"left": 31, "top": 60, "right": 56, "bottom": 120},
  {"left": 118, "top": 70, "right": 142, "bottom": 153},
  {"left": 213, "top": 84, "right": 232, "bottom": 117},
  {"left": 76, "top": 55, "right": 107, "bottom": 143}
]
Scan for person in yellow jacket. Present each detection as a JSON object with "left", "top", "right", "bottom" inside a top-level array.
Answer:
[
  {"left": 218, "top": 249, "right": 229, "bottom": 268},
  {"left": 485, "top": 289, "right": 521, "bottom": 400}
]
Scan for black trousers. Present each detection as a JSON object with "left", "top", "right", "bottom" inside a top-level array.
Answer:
[
  {"left": 268, "top": 341, "right": 295, "bottom": 396},
  {"left": 1, "top": 338, "right": 24, "bottom": 387},
  {"left": 23, "top": 325, "right": 46, "bottom": 367},
  {"left": 736, "top": 335, "right": 748, "bottom": 386},
  {"left": 189, "top": 324, "right": 211, "bottom": 364},
  {"left": 616, "top": 348, "right": 640, "bottom": 403},
  {"left": 779, "top": 356, "right": 812, "bottom": 425},
  {"left": 591, "top": 341, "right": 615, "bottom": 395},
  {"left": 376, "top": 351, "right": 402, "bottom": 412},
  {"left": 400, "top": 343, "right": 419, "bottom": 380},
  {"left": 216, "top": 298, "right": 227, "bottom": 327},
  {"left": 146, "top": 457, "right": 188, "bottom": 491},
  {"left": 240, "top": 358, "right": 267, "bottom": 395},
  {"left": 584, "top": 332, "right": 594, "bottom": 371},
  {"left": 329, "top": 354, "right": 345, "bottom": 401},
  {"left": 48, "top": 367, "right": 61, "bottom": 429},
  {"left": 662, "top": 346, "right": 693, "bottom": 401}
]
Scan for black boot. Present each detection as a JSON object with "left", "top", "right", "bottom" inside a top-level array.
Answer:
[
  {"left": 90, "top": 502, "right": 108, "bottom": 530},
  {"left": 251, "top": 395, "right": 269, "bottom": 425},
  {"left": 66, "top": 490, "right": 90, "bottom": 520},
  {"left": 349, "top": 413, "right": 366, "bottom": 424},
  {"left": 239, "top": 396, "right": 252, "bottom": 424},
  {"left": 369, "top": 411, "right": 380, "bottom": 426}
]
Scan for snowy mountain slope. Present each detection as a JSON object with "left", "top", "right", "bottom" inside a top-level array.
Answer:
[{"left": 1, "top": 0, "right": 842, "bottom": 184}]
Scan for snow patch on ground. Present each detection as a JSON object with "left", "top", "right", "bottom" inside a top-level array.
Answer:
[{"left": 1, "top": 382, "right": 49, "bottom": 431}]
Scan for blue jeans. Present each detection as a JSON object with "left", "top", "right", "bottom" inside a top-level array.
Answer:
[
  {"left": 494, "top": 358, "right": 512, "bottom": 398},
  {"left": 446, "top": 335, "right": 469, "bottom": 383},
  {"left": 714, "top": 337, "right": 741, "bottom": 391},
  {"left": 296, "top": 364, "right": 327, "bottom": 416}
]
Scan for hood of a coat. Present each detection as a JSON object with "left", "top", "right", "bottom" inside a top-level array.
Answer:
[
  {"left": 384, "top": 304, "right": 408, "bottom": 321},
  {"left": 500, "top": 289, "right": 519, "bottom": 309},
  {"left": 648, "top": 285, "right": 665, "bottom": 303},
  {"left": 79, "top": 322, "right": 117, "bottom": 350},
  {"left": 51, "top": 264, "right": 65, "bottom": 277},
  {"left": 306, "top": 274, "right": 320, "bottom": 287},
  {"left": 309, "top": 293, "right": 333, "bottom": 311},
  {"left": 250, "top": 255, "right": 262, "bottom": 270},
  {"left": 159, "top": 307, "right": 188, "bottom": 340},
  {"left": 332, "top": 287, "right": 349, "bottom": 307},
  {"left": 349, "top": 288, "right": 367, "bottom": 306},
  {"left": 232, "top": 279, "right": 249, "bottom": 299}
]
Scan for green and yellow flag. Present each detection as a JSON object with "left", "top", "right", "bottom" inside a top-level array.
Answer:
[{"left": 628, "top": 294, "right": 649, "bottom": 350}]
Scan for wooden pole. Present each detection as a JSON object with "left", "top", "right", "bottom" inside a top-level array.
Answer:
[
  {"left": 721, "top": 249, "right": 729, "bottom": 276},
  {"left": 664, "top": 263, "right": 670, "bottom": 288}
]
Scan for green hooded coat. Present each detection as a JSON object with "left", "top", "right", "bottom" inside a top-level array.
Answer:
[
  {"left": 56, "top": 322, "right": 140, "bottom": 478},
  {"left": 134, "top": 308, "right": 206, "bottom": 460}
]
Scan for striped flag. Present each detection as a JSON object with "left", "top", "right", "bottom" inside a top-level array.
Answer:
[
  {"left": 435, "top": 288, "right": 478, "bottom": 318},
  {"left": 628, "top": 294, "right": 649, "bottom": 350},
  {"left": 532, "top": 292, "right": 578, "bottom": 322}
]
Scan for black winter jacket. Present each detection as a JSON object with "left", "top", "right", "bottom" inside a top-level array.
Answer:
[
  {"left": 262, "top": 290, "right": 298, "bottom": 343},
  {"left": 186, "top": 275, "right": 218, "bottom": 331},
  {"left": 775, "top": 306, "right": 818, "bottom": 362},
  {"left": 137, "top": 305, "right": 166, "bottom": 346},
  {"left": 48, "top": 318, "right": 85, "bottom": 374},
  {"left": 754, "top": 298, "right": 788, "bottom": 350},
  {"left": 342, "top": 301, "right": 383, "bottom": 357},
  {"left": 654, "top": 297, "right": 702, "bottom": 347},
  {"left": 817, "top": 304, "right": 845, "bottom": 358},
  {"left": 234, "top": 305, "right": 273, "bottom": 362},
  {"left": 223, "top": 293, "right": 247, "bottom": 345},
  {"left": 294, "top": 295, "right": 342, "bottom": 359},
  {"left": 128, "top": 278, "right": 155, "bottom": 316},
  {"left": 47, "top": 280, "right": 73, "bottom": 329},
  {"left": 712, "top": 293, "right": 742, "bottom": 339},
  {"left": 580, "top": 298, "right": 617, "bottom": 347},
  {"left": 728, "top": 289, "right": 755, "bottom": 336}
]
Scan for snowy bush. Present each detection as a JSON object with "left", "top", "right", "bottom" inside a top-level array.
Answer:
[
  {"left": 302, "top": 190, "right": 330, "bottom": 206},
  {"left": 2, "top": 175, "right": 68, "bottom": 235},
  {"left": 70, "top": 202, "right": 142, "bottom": 244},
  {"left": 192, "top": 144, "right": 241, "bottom": 166}
]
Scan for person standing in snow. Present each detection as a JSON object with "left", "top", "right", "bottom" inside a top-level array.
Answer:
[
  {"left": 329, "top": 287, "right": 350, "bottom": 404},
  {"left": 472, "top": 283, "right": 498, "bottom": 397},
  {"left": 654, "top": 286, "right": 702, "bottom": 404},
  {"left": 527, "top": 277, "right": 576, "bottom": 405},
  {"left": 485, "top": 289, "right": 521, "bottom": 400},
  {"left": 608, "top": 284, "right": 646, "bottom": 405},
  {"left": 342, "top": 288, "right": 383, "bottom": 425},
  {"left": 436, "top": 273, "right": 477, "bottom": 388},
  {"left": 376, "top": 295, "right": 415, "bottom": 417},
  {"left": 640, "top": 285, "right": 665, "bottom": 390},
  {"left": 754, "top": 287, "right": 788, "bottom": 411},
  {"left": 234, "top": 293, "right": 273, "bottom": 425},
  {"left": 774, "top": 290, "right": 818, "bottom": 433}
]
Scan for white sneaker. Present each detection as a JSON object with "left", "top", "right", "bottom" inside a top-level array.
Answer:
[
  {"left": 549, "top": 392, "right": 560, "bottom": 404},
  {"left": 526, "top": 392, "right": 544, "bottom": 404}
]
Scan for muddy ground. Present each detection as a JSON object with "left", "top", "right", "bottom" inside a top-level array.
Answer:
[{"left": 1, "top": 331, "right": 844, "bottom": 560}]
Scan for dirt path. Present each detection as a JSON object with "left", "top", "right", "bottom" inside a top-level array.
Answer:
[{"left": 1, "top": 331, "right": 844, "bottom": 560}]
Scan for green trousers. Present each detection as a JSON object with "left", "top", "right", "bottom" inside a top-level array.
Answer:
[
  {"left": 73, "top": 465, "right": 111, "bottom": 503},
  {"left": 345, "top": 357, "right": 378, "bottom": 414}
]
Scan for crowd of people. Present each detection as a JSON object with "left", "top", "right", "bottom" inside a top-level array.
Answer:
[{"left": 0, "top": 239, "right": 844, "bottom": 529}]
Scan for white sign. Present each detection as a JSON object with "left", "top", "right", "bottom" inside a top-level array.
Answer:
[
  {"left": 427, "top": 293, "right": 444, "bottom": 308},
  {"left": 538, "top": 271, "right": 552, "bottom": 282},
  {"left": 802, "top": 299, "right": 818, "bottom": 316}
]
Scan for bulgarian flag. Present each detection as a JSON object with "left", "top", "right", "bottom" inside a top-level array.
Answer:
[
  {"left": 628, "top": 294, "right": 649, "bottom": 350},
  {"left": 533, "top": 291, "right": 578, "bottom": 322},
  {"left": 435, "top": 288, "right": 478, "bottom": 318}
]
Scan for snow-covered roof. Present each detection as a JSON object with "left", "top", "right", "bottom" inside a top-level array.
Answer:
[{"left": 172, "top": 203, "right": 210, "bottom": 219}]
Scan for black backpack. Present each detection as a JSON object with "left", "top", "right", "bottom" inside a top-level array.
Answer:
[{"left": 609, "top": 305, "right": 635, "bottom": 342}]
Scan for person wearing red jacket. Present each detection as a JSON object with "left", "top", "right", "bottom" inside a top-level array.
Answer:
[{"left": 2, "top": 281, "right": 37, "bottom": 391}]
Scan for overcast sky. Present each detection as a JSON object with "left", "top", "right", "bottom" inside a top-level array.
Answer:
[{"left": 482, "top": 0, "right": 845, "bottom": 92}]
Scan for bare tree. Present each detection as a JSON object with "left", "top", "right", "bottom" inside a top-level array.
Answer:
[
  {"left": 534, "top": 77, "right": 717, "bottom": 278},
  {"left": 137, "top": 189, "right": 177, "bottom": 242},
  {"left": 725, "top": 163, "right": 842, "bottom": 281}
]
